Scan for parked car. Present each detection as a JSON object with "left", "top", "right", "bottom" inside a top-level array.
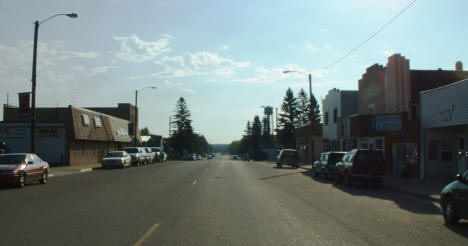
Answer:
[
  {"left": 123, "top": 147, "right": 145, "bottom": 166},
  {"left": 159, "top": 150, "right": 168, "bottom": 162},
  {"left": 196, "top": 154, "right": 202, "bottom": 160},
  {"left": 183, "top": 153, "right": 196, "bottom": 161},
  {"left": 313, "top": 152, "right": 347, "bottom": 178},
  {"left": 150, "top": 147, "right": 162, "bottom": 162},
  {"left": 335, "top": 149, "right": 386, "bottom": 187},
  {"left": 101, "top": 151, "right": 131, "bottom": 169},
  {"left": 0, "top": 153, "right": 49, "bottom": 188},
  {"left": 232, "top": 155, "right": 240, "bottom": 160},
  {"left": 145, "top": 147, "right": 156, "bottom": 163},
  {"left": 440, "top": 170, "right": 468, "bottom": 225},
  {"left": 207, "top": 154, "right": 214, "bottom": 159},
  {"left": 276, "top": 149, "right": 300, "bottom": 168},
  {"left": 138, "top": 147, "right": 150, "bottom": 165}
]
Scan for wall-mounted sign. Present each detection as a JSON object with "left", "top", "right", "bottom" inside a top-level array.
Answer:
[
  {"left": 0, "top": 127, "right": 29, "bottom": 137},
  {"left": 374, "top": 115, "right": 401, "bottom": 131}
]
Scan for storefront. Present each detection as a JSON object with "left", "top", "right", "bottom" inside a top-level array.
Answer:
[{"left": 420, "top": 78, "right": 468, "bottom": 179}]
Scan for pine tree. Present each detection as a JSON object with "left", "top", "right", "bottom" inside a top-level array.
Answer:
[
  {"left": 310, "top": 93, "right": 321, "bottom": 124},
  {"left": 277, "top": 88, "right": 299, "bottom": 149},
  {"left": 251, "top": 116, "right": 262, "bottom": 160},
  {"left": 172, "top": 97, "right": 193, "bottom": 134},
  {"left": 297, "top": 88, "right": 310, "bottom": 127},
  {"left": 169, "top": 97, "right": 195, "bottom": 158}
]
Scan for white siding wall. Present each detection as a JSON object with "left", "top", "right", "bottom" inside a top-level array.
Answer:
[{"left": 322, "top": 89, "right": 341, "bottom": 141}]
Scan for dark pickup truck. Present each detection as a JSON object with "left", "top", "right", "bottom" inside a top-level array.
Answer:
[{"left": 335, "top": 149, "right": 386, "bottom": 187}]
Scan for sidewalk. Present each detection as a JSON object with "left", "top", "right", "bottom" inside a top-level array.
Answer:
[
  {"left": 383, "top": 175, "right": 452, "bottom": 203},
  {"left": 298, "top": 163, "right": 449, "bottom": 202},
  {"left": 49, "top": 163, "right": 101, "bottom": 178}
]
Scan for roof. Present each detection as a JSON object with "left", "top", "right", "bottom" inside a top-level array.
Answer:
[
  {"left": 410, "top": 70, "right": 468, "bottom": 104},
  {"left": 420, "top": 78, "right": 468, "bottom": 94}
]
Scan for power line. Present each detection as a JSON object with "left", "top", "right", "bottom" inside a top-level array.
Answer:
[{"left": 320, "top": 0, "right": 417, "bottom": 72}]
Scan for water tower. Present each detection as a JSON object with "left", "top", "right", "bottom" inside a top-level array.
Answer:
[{"left": 261, "top": 106, "right": 274, "bottom": 135}]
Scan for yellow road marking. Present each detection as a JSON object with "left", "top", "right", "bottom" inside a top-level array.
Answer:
[
  {"left": 134, "top": 223, "right": 159, "bottom": 246},
  {"left": 192, "top": 180, "right": 198, "bottom": 185}
]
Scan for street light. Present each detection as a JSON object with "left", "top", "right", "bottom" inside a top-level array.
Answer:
[
  {"left": 30, "top": 13, "right": 78, "bottom": 153},
  {"left": 134, "top": 86, "right": 157, "bottom": 146}
]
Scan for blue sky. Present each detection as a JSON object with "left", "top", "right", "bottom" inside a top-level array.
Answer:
[{"left": 1, "top": 0, "right": 467, "bottom": 143}]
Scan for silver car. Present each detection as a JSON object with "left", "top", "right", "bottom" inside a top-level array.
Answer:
[
  {"left": 123, "top": 147, "right": 146, "bottom": 166},
  {"left": 145, "top": 147, "right": 156, "bottom": 163},
  {"left": 101, "top": 151, "right": 131, "bottom": 169}
]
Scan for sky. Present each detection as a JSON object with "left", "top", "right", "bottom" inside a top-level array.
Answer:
[{"left": 1, "top": 0, "right": 468, "bottom": 144}]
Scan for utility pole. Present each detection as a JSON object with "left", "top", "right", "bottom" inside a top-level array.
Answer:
[
  {"left": 169, "top": 116, "right": 172, "bottom": 137},
  {"left": 134, "top": 90, "right": 138, "bottom": 146},
  {"left": 30, "top": 20, "right": 39, "bottom": 153}
]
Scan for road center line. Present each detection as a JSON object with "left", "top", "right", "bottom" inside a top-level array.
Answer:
[
  {"left": 192, "top": 180, "right": 198, "bottom": 185},
  {"left": 134, "top": 223, "right": 159, "bottom": 246}
]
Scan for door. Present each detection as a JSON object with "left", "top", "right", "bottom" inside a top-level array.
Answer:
[
  {"left": 24, "top": 154, "right": 39, "bottom": 182},
  {"left": 458, "top": 135, "right": 467, "bottom": 174}
]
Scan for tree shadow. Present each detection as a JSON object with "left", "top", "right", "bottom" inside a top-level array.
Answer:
[{"left": 300, "top": 169, "right": 442, "bottom": 215}]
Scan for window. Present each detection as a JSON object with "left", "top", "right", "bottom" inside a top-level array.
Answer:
[
  {"left": 93, "top": 116, "right": 102, "bottom": 127},
  {"left": 459, "top": 137, "right": 465, "bottom": 150},
  {"left": 333, "top": 108, "right": 337, "bottom": 123},
  {"left": 440, "top": 140, "right": 452, "bottom": 161},
  {"left": 325, "top": 112, "right": 329, "bottom": 126},
  {"left": 429, "top": 140, "right": 439, "bottom": 161},
  {"left": 81, "top": 114, "right": 90, "bottom": 125},
  {"left": 376, "top": 139, "right": 383, "bottom": 150},
  {"left": 368, "top": 104, "right": 375, "bottom": 114}
]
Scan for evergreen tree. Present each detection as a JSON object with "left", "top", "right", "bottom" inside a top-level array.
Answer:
[
  {"left": 168, "top": 97, "right": 197, "bottom": 158},
  {"left": 251, "top": 116, "right": 262, "bottom": 160},
  {"left": 277, "top": 88, "right": 299, "bottom": 149},
  {"left": 140, "top": 127, "right": 150, "bottom": 136},
  {"left": 172, "top": 97, "right": 193, "bottom": 134},
  {"left": 310, "top": 93, "right": 321, "bottom": 124},
  {"left": 297, "top": 88, "right": 310, "bottom": 127}
]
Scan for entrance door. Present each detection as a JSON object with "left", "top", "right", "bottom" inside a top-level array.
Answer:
[{"left": 458, "top": 135, "right": 467, "bottom": 174}]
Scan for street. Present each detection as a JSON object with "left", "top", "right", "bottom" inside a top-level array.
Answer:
[{"left": 0, "top": 155, "right": 467, "bottom": 246}]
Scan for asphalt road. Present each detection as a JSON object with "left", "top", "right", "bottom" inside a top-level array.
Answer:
[{"left": 0, "top": 155, "right": 467, "bottom": 246}]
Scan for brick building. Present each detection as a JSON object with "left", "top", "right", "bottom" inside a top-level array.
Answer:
[{"left": 1, "top": 104, "right": 133, "bottom": 165}]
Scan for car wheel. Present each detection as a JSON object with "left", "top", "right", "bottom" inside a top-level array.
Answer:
[
  {"left": 443, "top": 199, "right": 459, "bottom": 225},
  {"left": 345, "top": 173, "right": 352, "bottom": 187},
  {"left": 17, "top": 172, "right": 26, "bottom": 188},
  {"left": 39, "top": 170, "right": 48, "bottom": 184}
]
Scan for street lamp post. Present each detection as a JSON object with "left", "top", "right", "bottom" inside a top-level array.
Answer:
[
  {"left": 134, "top": 86, "right": 157, "bottom": 146},
  {"left": 30, "top": 13, "right": 78, "bottom": 154}
]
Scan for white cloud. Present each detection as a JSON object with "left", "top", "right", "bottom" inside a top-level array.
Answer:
[
  {"left": 304, "top": 42, "right": 319, "bottom": 53},
  {"left": 114, "top": 34, "right": 170, "bottom": 63},
  {"left": 132, "top": 51, "right": 250, "bottom": 79},
  {"left": 221, "top": 45, "right": 230, "bottom": 50},
  {"left": 85, "top": 66, "right": 117, "bottom": 77},
  {"left": 319, "top": 28, "right": 330, "bottom": 33}
]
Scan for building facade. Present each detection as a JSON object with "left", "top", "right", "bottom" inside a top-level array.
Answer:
[
  {"left": 420, "top": 78, "right": 468, "bottom": 179},
  {"left": 322, "top": 88, "right": 359, "bottom": 151},
  {"left": 295, "top": 122, "right": 322, "bottom": 163},
  {"left": 1, "top": 104, "right": 133, "bottom": 165}
]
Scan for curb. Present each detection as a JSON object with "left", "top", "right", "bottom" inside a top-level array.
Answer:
[
  {"left": 79, "top": 168, "right": 93, "bottom": 173},
  {"left": 298, "top": 166, "right": 440, "bottom": 203}
]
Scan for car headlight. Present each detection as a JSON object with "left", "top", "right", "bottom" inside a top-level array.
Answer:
[
  {"left": 121, "top": 159, "right": 125, "bottom": 164},
  {"left": 4, "top": 170, "right": 17, "bottom": 175}
]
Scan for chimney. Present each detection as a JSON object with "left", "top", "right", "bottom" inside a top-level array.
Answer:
[{"left": 456, "top": 61, "right": 463, "bottom": 71}]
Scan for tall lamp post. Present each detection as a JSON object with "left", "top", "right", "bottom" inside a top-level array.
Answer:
[
  {"left": 30, "top": 13, "right": 78, "bottom": 153},
  {"left": 283, "top": 70, "right": 313, "bottom": 123},
  {"left": 134, "top": 86, "right": 157, "bottom": 146}
]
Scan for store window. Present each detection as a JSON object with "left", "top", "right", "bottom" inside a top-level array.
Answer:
[
  {"left": 333, "top": 108, "right": 337, "bottom": 123},
  {"left": 429, "top": 140, "right": 439, "bottom": 161},
  {"left": 325, "top": 112, "right": 329, "bottom": 126},
  {"left": 440, "top": 140, "right": 452, "bottom": 161}
]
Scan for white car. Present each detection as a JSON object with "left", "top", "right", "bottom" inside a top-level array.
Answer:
[{"left": 102, "top": 151, "right": 131, "bottom": 168}]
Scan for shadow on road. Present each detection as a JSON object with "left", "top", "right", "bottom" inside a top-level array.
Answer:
[
  {"left": 260, "top": 171, "right": 304, "bottom": 180},
  {"left": 300, "top": 169, "right": 442, "bottom": 215},
  {"left": 445, "top": 222, "right": 468, "bottom": 239}
]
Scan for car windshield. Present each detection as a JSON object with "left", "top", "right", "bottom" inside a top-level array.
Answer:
[
  {"left": 357, "top": 151, "right": 383, "bottom": 163},
  {"left": 0, "top": 154, "right": 26, "bottom": 164},
  {"left": 151, "top": 148, "right": 160, "bottom": 152},
  {"left": 283, "top": 151, "right": 298, "bottom": 157},
  {"left": 106, "top": 152, "right": 124, "bottom": 157},
  {"left": 329, "top": 153, "right": 345, "bottom": 164},
  {"left": 124, "top": 148, "right": 138, "bottom": 153}
]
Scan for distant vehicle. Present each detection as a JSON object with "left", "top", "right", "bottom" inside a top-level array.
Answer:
[
  {"left": 276, "top": 149, "right": 299, "bottom": 168},
  {"left": 138, "top": 147, "right": 150, "bottom": 165},
  {"left": 145, "top": 147, "right": 156, "bottom": 163},
  {"left": 150, "top": 147, "right": 162, "bottom": 162},
  {"left": 160, "top": 150, "right": 167, "bottom": 162},
  {"left": 123, "top": 147, "right": 145, "bottom": 166},
  {"left": 101, "top": 151, "right": 131, "bottom": 169},
  {"left": 232, "top": 155, "right": 240, "bottom": 160},
  {"left": 313, "top": 152, "right": 347, "bottom": 178},
  {"left": 0, "top": 153, "right": 49, "bottom": 188},
  {"left": 440, "top": 170, "right": 468, "bottom": 225},
  {"left": 183, "top": 153, "right": 196, "bottom": 161},
  {"left": 196, "top": 154, "right": 202, "bottom": 160},
  {"left": 335, "top": 149, "right": 386, "bottom": 187}
]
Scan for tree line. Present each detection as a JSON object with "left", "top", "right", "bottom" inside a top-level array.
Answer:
[{"left": 229, "top": 87, "right": 320, "bottom": 160}]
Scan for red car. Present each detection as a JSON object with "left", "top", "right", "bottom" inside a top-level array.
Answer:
[{"left": 0, "top": 153, "right": 49, "bottom": 188}]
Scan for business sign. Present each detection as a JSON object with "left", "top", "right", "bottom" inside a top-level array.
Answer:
[
  {"left": 374, "top": 115, "right": 401, "bottom": 131},
  {"left": 18, "top": 92, "right": 30, "bottom": 118},
  {"left": 0, "top": 127, "right": 29, "bottom": 138}
]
